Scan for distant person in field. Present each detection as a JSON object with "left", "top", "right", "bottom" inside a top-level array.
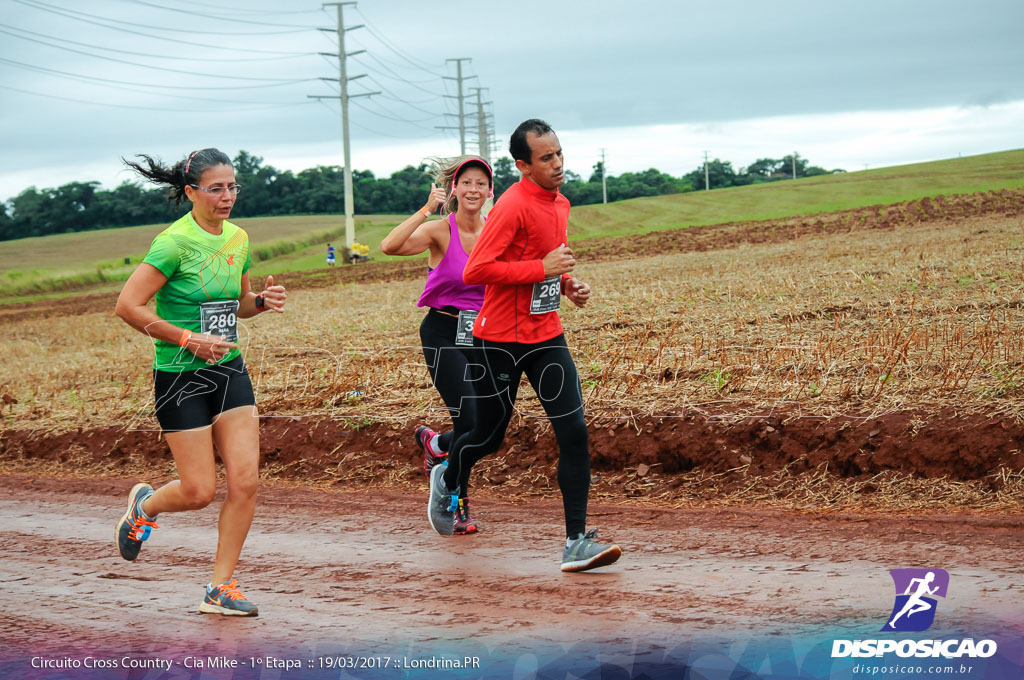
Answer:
[
  {"left": 380, "top": 156, "right": 492, "bottom": 534},
  {"left": 114, "top": 148, "right": 287, "bottom": 617},
  {"left": 326, "top": 243, "right": 336, "bottom": 266},
  {"left": 426, "top": 119, "right": 622, "bottom": 572},
  {"left": 350, "top": 241, "right": 371, "bottom": 262}
]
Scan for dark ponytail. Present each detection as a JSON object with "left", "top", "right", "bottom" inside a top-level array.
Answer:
[{"left": 123, "top": 148, "right": 232, "bottom": 206}]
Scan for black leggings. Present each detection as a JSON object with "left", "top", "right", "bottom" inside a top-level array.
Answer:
[
  {"left": 420, "top": 309, "right": 480, "bottom": 497},
  {"left": 442, "top": 334, "right": 590, "bottom": 537},
  {"left": 153, "top": 356, "right": 256, "bottom": 432}
]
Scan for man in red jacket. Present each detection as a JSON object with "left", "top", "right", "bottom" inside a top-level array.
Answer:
[{"left": 426, "top": 118, "right": 622, "bottom": 572}]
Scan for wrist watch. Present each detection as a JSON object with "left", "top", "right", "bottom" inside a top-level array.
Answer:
[{"left": 255, "top": 293, "right": 266, "bottom": 310}]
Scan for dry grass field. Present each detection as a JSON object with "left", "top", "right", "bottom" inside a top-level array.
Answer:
[{"left": 2, "top": 189, "right": 1023, "bottom": 512}]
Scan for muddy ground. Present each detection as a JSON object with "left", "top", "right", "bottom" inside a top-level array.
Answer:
[
  {"left": 1, "top": 476, "right": 1022, "bottom": 670},
  {"left": 2, "top": 189, "right": 1024, "bottom": 678}
]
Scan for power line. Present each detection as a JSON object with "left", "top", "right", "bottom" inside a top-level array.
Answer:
[
  {"left": 364, "top": 80, "right": 441, "bottom": 108},
  {"left": 360, "top": 75, "right": 444, "bottom": 115},
  {"left": 355, "top": 51, "right": 443, "bottom": 96},
  {"left": 7, "top": 2, "right": 314, "bottom": 55},
  {"left": 352, "top": 9, "right": 445, "bottom": 76},
  {"left": 0, "top": 28, "right": 316, "bottom": 80},
  {"left": 351, "top": 98, "right": 439, "bottom": 130},
  {"left": 13, "top": 0, "right": 314, "bottom": 36},
  {"left": 360, "top": 49, "right": 443, "bottom": 82},
  {"left": 122, "top": 0, "right": 323, "bottom": 28},
  {"left": 128, "top": 0, "right": 327, "bottom": 14},
  {"left": 0, "top": 56, "right": 316, "bottom": 90},
  {"left": 320, "top": 72, "right": 443, "bottom": 120},
  {"left": 0, "top": 83, "right": 314, "bottom": 113},
  {"left": 0, "top": 23, "right": 315, "bottom": 62}
]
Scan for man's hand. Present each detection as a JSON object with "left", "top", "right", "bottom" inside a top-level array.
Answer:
[
  {"left": 565, "top": 277, "right": 591, "bottom": 308},
  {"left": 542, "top": 243, "right": 575, "bottom": 276}
]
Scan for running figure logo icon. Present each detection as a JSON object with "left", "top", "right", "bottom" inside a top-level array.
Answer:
[{"left": 881, "top": 568, "right": 950, "bottom": 632}]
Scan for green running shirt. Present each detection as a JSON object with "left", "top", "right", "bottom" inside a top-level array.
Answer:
[{"left": 141, "top": 212, "right": 251, "bottom": 372}]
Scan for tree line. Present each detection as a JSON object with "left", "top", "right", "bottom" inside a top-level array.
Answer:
[{"left": 0, "top": 151, "right": 841, "bottom": 242}]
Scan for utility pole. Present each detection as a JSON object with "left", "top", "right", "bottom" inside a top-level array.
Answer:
[
  {"left": 704, "top": 151, "right": 710, "bottom": 191},
  {"left": 600, "top": 148, "right": 607, "bottom": 204},
  {"left": 470, "top": 87, "right": 491, "bottom": 162},
  {"left": 792, "top": 151, "right": 797, "bottom": 179},
  {"left": 310, "top": 2, "right": 379, "bottom": 252},
  {"left": 443, "top": 58, "right": 473, "bottom": 154}
]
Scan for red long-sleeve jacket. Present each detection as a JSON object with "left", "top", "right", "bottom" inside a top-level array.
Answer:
[{"left": 463, "top": 176, "right": 572, "bottom": 343}]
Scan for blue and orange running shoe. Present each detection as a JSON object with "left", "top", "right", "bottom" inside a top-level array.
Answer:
[
  {"left": 416, "top": 425, "right": 446, "bottom": 475},
  {"left": 199, "top": 579, "right": 259, "bottom": 617},
  {"left": 454, "top": 498, "right": 478, "bottom": 535},
  {"left": 115, "top": 482, "right": 158, "bottom": 561}
]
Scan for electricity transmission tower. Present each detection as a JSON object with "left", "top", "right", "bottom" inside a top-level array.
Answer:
[{"left": 308, "top": 2, "right": 379, "bottom": 251}]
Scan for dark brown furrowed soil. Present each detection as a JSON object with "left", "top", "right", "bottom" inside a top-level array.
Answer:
[{"left": 2, "top": 407, "right": 1022, "bottom": 505}]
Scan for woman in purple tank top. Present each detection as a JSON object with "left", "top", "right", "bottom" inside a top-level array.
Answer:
[{"left": 380, "top": 156, "right": 492, "bottom": 535}]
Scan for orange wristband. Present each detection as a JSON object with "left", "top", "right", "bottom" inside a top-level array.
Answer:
[{"left": 178, "top": 329, "right": 192, "bottom": 347}]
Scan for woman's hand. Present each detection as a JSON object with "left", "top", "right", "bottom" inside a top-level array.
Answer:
[
  {"left": 424, "top": 184, "right": 447, "bottom": 214},
  {"left": 258, "top": 274, "right": 287, "bottom": 313},
  {"left": 183, "top": 332, "right": 239, "bottom": 364}
]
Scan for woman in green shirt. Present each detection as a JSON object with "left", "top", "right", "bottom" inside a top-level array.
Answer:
[{"left": 114, "top": 148, "right": 287, "bottom": 617}]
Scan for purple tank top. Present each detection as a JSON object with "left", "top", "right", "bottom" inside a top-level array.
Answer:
[{"left": 417, "top": 213, "right": 485, "bottom": 311}]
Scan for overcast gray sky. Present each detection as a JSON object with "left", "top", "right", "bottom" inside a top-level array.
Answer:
[{"left": 1, "top": 0, "right": 1022, "bottom": 201}]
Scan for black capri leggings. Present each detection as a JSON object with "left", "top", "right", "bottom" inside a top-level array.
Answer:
[
  {"left": 442, "top": 334, "right": 590, "bottom": 537},
  {"left": 419, "top": 309, "right": 481, "bottom": 497}
]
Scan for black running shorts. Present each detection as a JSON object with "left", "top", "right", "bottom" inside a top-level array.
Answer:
[{"left": 153, "top": 356, "right": 256, "bottom": 432}]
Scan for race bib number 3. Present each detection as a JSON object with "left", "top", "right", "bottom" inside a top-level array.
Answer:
[
  {"left": 531, "top": 275, "right": 561, "bottom": 314},
  {"left": 455, "top": 310, "right": 479, "bottom": 346},
  {"left": 200, "top": 300, "right": 239, "bottom": 342}
]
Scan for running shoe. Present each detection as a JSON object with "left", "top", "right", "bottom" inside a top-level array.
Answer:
[
  {"left": 561, "top": 528, "right": 622, "bottom": 572},
  {"left": 428, "top": 461, "right": 458, "bottom": 536},
  {"left": 199, "top": 579, "right": 259, "bottom": 617},
  {"left": 454, "top": 497, "right": 479, "bottom": 535},
  {"left": 115, "top": 482, "right": 158, "bottom": 561},
  {"left": 416, "top": 425, "right": 446, "bottom": 475}
]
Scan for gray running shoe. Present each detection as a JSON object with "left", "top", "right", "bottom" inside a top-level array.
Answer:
[
  {"left": 561, "top": 528, "right": 622, "bottom": 572},
  {"left": 199, "top": 579, "right": 259, "bottom": 617},
  {"left": 428, "top": 461, "right": 458, "bottom": 536}
]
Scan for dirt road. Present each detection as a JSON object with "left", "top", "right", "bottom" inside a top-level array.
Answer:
[{"left": 1, "top": 475, "right": 1022, "bottom": 678}]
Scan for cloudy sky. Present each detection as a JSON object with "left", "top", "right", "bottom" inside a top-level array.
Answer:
[{"left": 1, "top": 0, "right": 1022, "bottom": 201}]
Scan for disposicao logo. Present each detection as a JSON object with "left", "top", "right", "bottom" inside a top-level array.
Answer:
[
  {"left": 882, "top": 568, "right": 948, "bottom": 632},
  {"left": 831, "top": 569, "right": 998, "bottom": 659}
]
